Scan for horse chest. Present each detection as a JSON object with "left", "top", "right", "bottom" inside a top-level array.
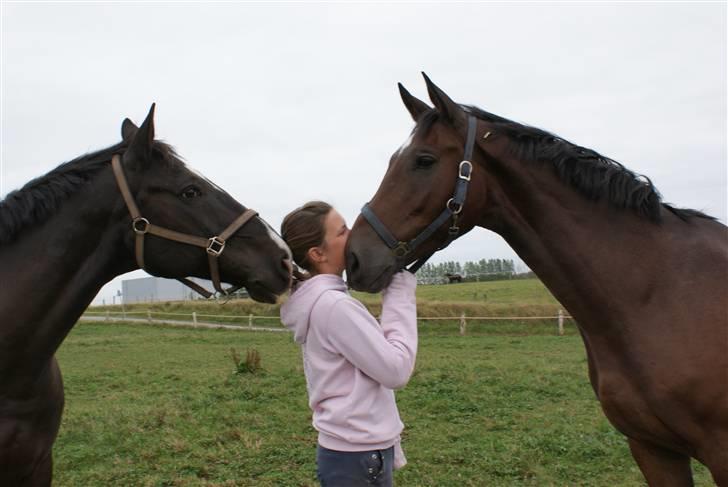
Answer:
[
  {"left": 592, "top": 369, "right": 691, "bottom": 452},
  {"left": 597, "top": 379, "right": 655, "bottom": 436}
]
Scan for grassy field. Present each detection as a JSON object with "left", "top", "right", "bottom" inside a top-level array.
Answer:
[
  {"left": 90, "top": 278, "right": 565, "bottom": 326},
  {"left": 54, "top": 322, "right": 713, "bottom": 486}
]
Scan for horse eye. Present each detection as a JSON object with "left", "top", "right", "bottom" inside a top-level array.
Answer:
[
  {"left": 415, "top": 155, "right": 437, "bottom": 169},
  {"left": 181, "top": 186, "right": 202, "bottom": 199}
]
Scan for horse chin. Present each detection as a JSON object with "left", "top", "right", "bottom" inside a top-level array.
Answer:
[
  {"left": 349, "top": 265, "right": 396, "bottom": 293},
  {"left": 245, "top": 284, "right": 280, "bottom": 304},
  {"left": 223, "top": 259, "right": 291, "bottom": 303}
]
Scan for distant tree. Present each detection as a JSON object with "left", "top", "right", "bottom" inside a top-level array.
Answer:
[{"left": 416, "top": 257, "right": 518, "bottom": 284}]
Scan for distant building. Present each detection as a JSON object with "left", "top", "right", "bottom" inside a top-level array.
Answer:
[{"left": 121, "top": 276, "right": 212, "bottom": 304}]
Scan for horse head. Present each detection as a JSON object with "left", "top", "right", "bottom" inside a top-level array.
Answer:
[
  {"left": 347, "top": 74, "right": 489, "bottom": 292},
  {"left": 117, "top": 105, "right": 292, "bottom": 302}
]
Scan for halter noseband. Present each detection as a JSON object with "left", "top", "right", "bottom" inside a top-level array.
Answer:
[
  {"left": 360, "top": 115, "right": 477, "bottom": 274},
  {"left": 112, "top": 154, "right": 256, "bottom": 298}
]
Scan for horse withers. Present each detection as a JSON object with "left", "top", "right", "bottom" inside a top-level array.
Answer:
[
  {"left": 0, "top": 105, "right": 292, "bottom": 486},
  {"left": 346, "top": 74, "right": 728, "bottom": 486}
]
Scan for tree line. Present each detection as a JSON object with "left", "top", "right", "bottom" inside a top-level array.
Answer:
[{"left": 417, "top": 259, "right": 523, "bottom": 284}]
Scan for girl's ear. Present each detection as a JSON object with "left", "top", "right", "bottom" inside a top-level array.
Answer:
[{"left": 307, "top": 246, "right": 327, "bottom": 266}]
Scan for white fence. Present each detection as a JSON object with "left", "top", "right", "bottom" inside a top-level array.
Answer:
[{"left": 82, "top": 309, "right": 574, "bottom": 335}]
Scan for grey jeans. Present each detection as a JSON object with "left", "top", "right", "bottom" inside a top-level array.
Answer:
[{"left": 316, "top": 444, "right": 394, "bottom": 487}]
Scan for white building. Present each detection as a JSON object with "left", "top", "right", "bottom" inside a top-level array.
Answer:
[{"left": 121, "top": 276, "right": 212, "bottom": 304}]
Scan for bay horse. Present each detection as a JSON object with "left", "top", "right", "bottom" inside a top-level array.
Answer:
[
  {"left": 0, "top": 105, "right": 292, "bottom": 486},
  {"left": 346, "top": 74, "right": 727, "bottom": 486}
]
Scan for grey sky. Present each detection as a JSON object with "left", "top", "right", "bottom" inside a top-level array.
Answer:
[{"left": 2, "top": 2, "right": 726, "bottom": 305}]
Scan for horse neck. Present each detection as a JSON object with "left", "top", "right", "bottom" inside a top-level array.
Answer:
[
  {"left": 0, "top": 167, "right": 134, "bottom": 371},
  {"left": 475, "top": 155, "right": 664, "bottom": 332}
]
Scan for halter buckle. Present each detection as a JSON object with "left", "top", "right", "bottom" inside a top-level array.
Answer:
[
  {"left": 448, "top": 225, "right": 460, "bottom": 237},
  {"left": 207, "top": 236, "right": 226, "bottom": 256},
  {"left": 458, "top": 161, "right": 472, "bottom": 181},
  {"left": 132, "top": 217, "right": 150, "bottom": 234},
  {"left": 392, "top": 241, "right": 410, "bottom": 258}
]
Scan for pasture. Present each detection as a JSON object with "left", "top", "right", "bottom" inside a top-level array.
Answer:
[
  {"left": 59, "top": 278, "right": 715, "bottom": 486},
  {"left": 93, "top": 278, "right": 566, "bottom": 325}
]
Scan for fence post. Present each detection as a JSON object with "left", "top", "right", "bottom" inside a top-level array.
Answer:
[
  {"left": 147, "top": 310, "right": 152, "bottom": 323},
  {"left": 459, "top": 313, "right": 467, "bottom": 336},
  {"left": 558, "top": 309, "right": 564, "bottom": 336},
  {"left": 192, "top": 312, "right": 197, "bottom": 326},
  {"left": 248, "top": 313, "right": 253, "bottom": 329},
  {"left": 106, "top": 310, "right": 110, "bottom": 322}
]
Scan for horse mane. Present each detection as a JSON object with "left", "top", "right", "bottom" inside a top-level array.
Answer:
[
  {"left": 0, "top": 140, "right": 179, "bottom": 245},
  {"left": 418, "top": 107, "right": 714, "bottom": 223}
]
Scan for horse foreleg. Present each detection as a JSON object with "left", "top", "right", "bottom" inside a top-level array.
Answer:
[
  {"left": 628, "top": 438, "right": 693, "bottom": 487},
  {"left": 699, "top": 434, "right": 728, "bottom": 486},
  {"left": 22, "top": 452, "right": 52, "bottom": 487}
]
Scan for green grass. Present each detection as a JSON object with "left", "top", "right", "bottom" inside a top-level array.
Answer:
[
  {"left": 54, "top": 322, "right": 713, "bottom": 486},
  {"left": 409, "top": 278, "right": 559, "bottom": 305}
]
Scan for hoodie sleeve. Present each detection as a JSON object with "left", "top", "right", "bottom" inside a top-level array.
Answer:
[{"left": 324, "top": 272, "right": 417, "bottom": 389}]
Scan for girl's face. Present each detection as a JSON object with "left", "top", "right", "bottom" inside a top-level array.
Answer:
[{"left": 310, "top": 209, "right": 349, "bottom": 276}]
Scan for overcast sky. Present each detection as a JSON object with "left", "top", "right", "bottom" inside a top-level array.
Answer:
[{"left": 2, "top": 2, "right": 726, "bottom": 305}]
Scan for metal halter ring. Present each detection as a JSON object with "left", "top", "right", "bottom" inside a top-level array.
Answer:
[
  {"left": 207, "top": 236, "right": 226, "bottom": 256},
  {"left": 392, "top": 241, "right": 411, "bottom": 258},
  {"left": 132, "top": 217, "right": 150, "bottom": 234},
  {"left": 459, "top": 161, "right": 473, "bottom": 181},
  {"left": 446, "top": 198, "right": 464, "bottom": 215}
]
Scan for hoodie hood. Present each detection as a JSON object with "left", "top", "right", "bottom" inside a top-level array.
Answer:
[{"left": 280, "top": 274, "right": 348, "bottom": 344}]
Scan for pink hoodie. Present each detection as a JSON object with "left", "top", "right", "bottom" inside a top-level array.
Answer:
[{"left": 280, "top": 271, "right": 417, "bottom": 464}]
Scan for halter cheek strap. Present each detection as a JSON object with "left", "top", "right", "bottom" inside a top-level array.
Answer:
[
  {"left": 112, "top": 154, "right": 257, "bottom": 298},
  {"left": 360, "top": 115, "right": 478, "bottom": 273}
]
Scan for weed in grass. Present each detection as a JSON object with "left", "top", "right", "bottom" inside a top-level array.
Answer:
[{"left": 230, "top": 347, "right": 263, "bottom": 374}]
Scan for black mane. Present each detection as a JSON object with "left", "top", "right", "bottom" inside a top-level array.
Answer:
[
  {"left": 418, "top": 107, "right": 713, "bottom": 223},
  {"left": 0, "top": 142, "right": 125, "bottom": 245},
  {"left": 0, "top": 141, "right": 179, "bottom": 245}
]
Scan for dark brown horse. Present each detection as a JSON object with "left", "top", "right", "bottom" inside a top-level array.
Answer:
[
  {"left": 0, "top": 105, "right": 292, "bottom": 485},
  {"left": 346, "top": 75, "right": 727, "bottom": 486},
  {"left": 445, "top": 272, "right": 463, "bottom": 283}
]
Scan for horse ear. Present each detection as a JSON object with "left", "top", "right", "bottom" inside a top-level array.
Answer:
[
  {"left": 422, "top": 72, "right": 466, "bottom": 127},
  {"left": 126, "top": 103, "right": 156, "bottom": 160},
  {"left": 121, "top": 118, "right": 138, "bottom": 142},
  {"left": 398, "top": 83, "right": 430, "bottom": 121}
]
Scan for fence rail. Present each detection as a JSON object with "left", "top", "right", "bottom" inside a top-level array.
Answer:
[{"left": 81, "top": 309, "right": 575, "bottom": 335}]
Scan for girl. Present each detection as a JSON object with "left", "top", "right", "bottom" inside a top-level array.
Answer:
[{"left": 280, "top": 201, "right": 417, "bottom": 487}]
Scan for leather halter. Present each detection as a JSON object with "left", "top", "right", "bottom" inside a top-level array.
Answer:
[
  {"left": 360, "top": 115, "right": 477, "bottom": 274},
  {"left": 112, "top": 154, "right": 257, "bottom": 298}
]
